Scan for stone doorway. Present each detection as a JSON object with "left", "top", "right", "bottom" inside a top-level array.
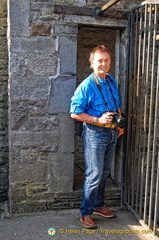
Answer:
[{"left": 73, "top": 25, "right": 126, "bottom": 199}]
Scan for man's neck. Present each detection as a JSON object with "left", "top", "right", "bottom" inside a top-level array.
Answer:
[{"left": 95, "top": 73, "right": 107, "bottom": 80}]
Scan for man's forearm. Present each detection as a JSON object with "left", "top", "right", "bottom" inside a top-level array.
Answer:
[
  {"left": 70, "top": 113, "right": 95, "bottom": 124},
  {"left": 70, "top": 112, "right": 115, "bottom": 125}
]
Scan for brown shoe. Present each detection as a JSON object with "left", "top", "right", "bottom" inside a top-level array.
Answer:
[
  {"left": 93, "top": 206, "right": 116, "bottom": 218},
  {"left": 80, "top": 216, "right": 97, "bottom": 229}
]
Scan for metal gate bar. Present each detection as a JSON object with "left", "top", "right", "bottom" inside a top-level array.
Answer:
[
  {"left": 153, "top": 48, "right": 159, "bottom": 235},
  {"left": 139, "top": 3, "right": 148, "bottom": 218},
  {"left": 124, "top": 1, "right": 159, "bottom": 237},
  {"left": 142, "top": 3, "right": 152, "bottom": 219},
  {"left": 148, "top": 4, "right": 157, "bottom": 228}
]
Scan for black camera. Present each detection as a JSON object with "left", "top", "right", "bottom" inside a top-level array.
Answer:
[{"left": 113, "top": 111, "right": 126, "bottom": 128}]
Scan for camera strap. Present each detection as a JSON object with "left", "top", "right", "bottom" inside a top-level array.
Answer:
[{"left": 93, "top": 73, "right": 108, "bottom": 109}]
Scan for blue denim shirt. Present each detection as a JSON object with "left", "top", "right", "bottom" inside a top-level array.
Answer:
[{"left": 70, "top": 73, "right": 121, "bottom": 117}]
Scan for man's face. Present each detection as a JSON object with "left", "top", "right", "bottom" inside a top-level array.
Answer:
[{"left": 91, "top": 51, "right": 111, "bottom": 79}]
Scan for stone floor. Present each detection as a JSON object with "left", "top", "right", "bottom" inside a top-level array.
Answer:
[{"left": 0, "top": 207, "right": 158, "bottom": 240}]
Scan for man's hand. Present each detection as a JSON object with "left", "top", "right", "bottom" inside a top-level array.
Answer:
[
  {"left": 98, "top": 112, "right": 115, "bottom": 124},
  {"left": 117, "top": 126, "right": 124, "bottom": 137}
]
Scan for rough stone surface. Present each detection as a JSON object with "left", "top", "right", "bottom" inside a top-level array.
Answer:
[
  {"left": 10, "top": 37, "right": 58, "bottom": 54},
  {"left": 9, "top": 0, "right": 30, "bottom": 37},
  {"left": 48, "top": 76, "right": 76, "bottom": 114},
  {"left": 0, "top": 0, "right": 8, "bottom": 204},
  {"left": 59, "top": 35, "right": 77, "bottom": 75},
  {"left": 54, "top": 24, "right": 78, "bottom": 35},
  {"left": 32, "top": 23, "right": 51, "bottom": 36},
  {"left": 49, "top": 152, "right": 74, "bottom": 192},
  {"left": 58, "top": 113, "right": 74, "bottom": 153}
]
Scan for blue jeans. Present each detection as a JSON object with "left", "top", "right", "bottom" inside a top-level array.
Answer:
[{"left": 80, "top": 123, "right": 118, "bottom": 217}]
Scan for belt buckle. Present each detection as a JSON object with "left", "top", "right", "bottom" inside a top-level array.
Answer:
[
  {"left": 103, "top": 124, "right": 111, "bottom": 128},
  {"left": 103, "top": 123, "right": 116, "bottom": 129},
  {"left": 111, "top": 123, "right": 117, "bottom": 129}
]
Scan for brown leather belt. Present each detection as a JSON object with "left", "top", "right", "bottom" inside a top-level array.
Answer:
[{"left": 93, "top": 123, "right": 117, "bottom": 129}]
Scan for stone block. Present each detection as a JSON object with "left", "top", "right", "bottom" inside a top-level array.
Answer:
[
  {"left": 32, "top": 23, "right": 51, "bottom": 36},
  {"left": 0, "top": 38, "right": 7, "bottom": 47},
  {"left": 33, "top": 0, "right": 53, "bottom": 2},
  {"left": 10, "top": 163, "right": 48, "bottom": 183},
  {"left": 26, "top": 183, "right": 48, "bottom": 198},
  {"left": 10, "top": 183, "right": 26, "bottom": 202},
  {"left": 10, "top": 145, "right": 58, "bottom": 165},
  {"left": 10, "top": 200, "right": 47, "bottom": 214},
  {"left": 59, "top": 113, "right": 74, "bottom": 153},
  {"left": 0, "top": 18, "right": 7, "bottom": 27},
  {"left": 9, "top": 146, "right": 20, "bottom": 164},
  {"left": 31, "top": 1, "right": 53, "bottom": 11},
  {"left": 43, "top": 131, "right": 58, "bottom": 150},
  {"left": 10, "top": 37, "right": 58, "bottom": 54},
  {"left": 59, "top": 36, "right": 77, "bottom": 75},
  {"left": 9, "top": 0, "right": 30, "bottom": 37},
  {"left": 20, "top": 148, "right": 48, "bottom": 164},
  {"left": 0, "top": 69, "right": 8, "bottom": 76},
  {"left": 9, "top": 76, "right": 50, "bottom": 100},
  {"left": 9, "top": 99, "right": 48, "bottom": 123},
  {"left": 0, "top": 26, "right": 5, "bottom": 36},
  {"left": 13, "top": 116, "right": 59, "bottom": 132},
  {"left": 53, "top": 0, "right": 86, "bottom": 7},
  {"left": 54, "top": 24, "right": 78, "bottom": 35},
  {"left": 48, "top": 76, "right": 76, "bottom": 114},
  {"left": 0, "top": 172, "right": 8, "bottom": 189},
  {"left": 26, "top": 53, "right": 58, "bottom": 76},
  {"left": 9, "top": 131, "right": 44, "bottom": 146},
  {"left": 49, "top": 153, "right": 74, "bottom": 192},
  {"left": 0, "top": 50, "right": 8, "bottom": 58},
  {"left": 0, "top": 0, "right": 7, "bottom": 18},
  {"left": 9, "top": 52, "right": 57, "bottom": 77}
]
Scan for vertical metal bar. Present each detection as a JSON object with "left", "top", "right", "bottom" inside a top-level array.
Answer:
[
  {"left": 128, "top": 11, "right": 135, "bottom": 205},
  {"left": 125, "top": 9, "right": 137, "bottom": 206},
  {"left": 130, "top": 9, "right": 140, "bottom": 209},
  {"left": 153, "top": 47, "right": 159, "bottom": 235},
  {"left": 135, "top": 6, "right": 143, "bottom": 214},
  {"left": 123, "top": 11, "right": 134, "bottom": 205},
  {"left": 132, "top": 5, "right": 143, "bottom": 211},
  {"left": 153, "top": 150, "right": 159, "bottom": 235},
  {"left": 143, "top": 3, "right": 152, "bottom": 223},
  {"left": 148, "top": 4, "right": 157, "bottom": 227},
  {"left": 139, "top": 4, "right": 148, "bottom": 218}
]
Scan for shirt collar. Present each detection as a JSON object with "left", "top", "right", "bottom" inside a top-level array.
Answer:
[{"left": 94, "top": 73, "right": 110, "bottom": 84}]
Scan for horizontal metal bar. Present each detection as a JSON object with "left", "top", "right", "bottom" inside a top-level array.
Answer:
[
  {"left": 142, "top": 0, "right": 159, "bottom": 5},
  {"left": 54, "top": 5, "right": 129, "bottom": 19},
  {"left": 132, "top": 1, "right": 159, "bottom": 11}
]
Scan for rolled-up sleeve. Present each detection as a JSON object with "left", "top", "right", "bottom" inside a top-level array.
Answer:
[{"left": 69, "top": 84, "right": 89, "bottom": 115}]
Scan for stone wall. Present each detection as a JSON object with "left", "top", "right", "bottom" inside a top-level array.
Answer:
[
  {"left": 8, "top": 0, "right": 77, "bottom": 214},
  {"left": 7, "top": 0, "right": 143, "bottom": 214},
  {"left": 0, "top": 0, "right": 8, "bottom": 215}
]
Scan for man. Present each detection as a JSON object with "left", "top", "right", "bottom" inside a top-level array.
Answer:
[{"left": 70, "top": 45, "right": 124, "bottom": 229}]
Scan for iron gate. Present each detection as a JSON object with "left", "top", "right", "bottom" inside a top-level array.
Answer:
[{"left": 124, "top": 0, "right": 159, "bottom": 237}]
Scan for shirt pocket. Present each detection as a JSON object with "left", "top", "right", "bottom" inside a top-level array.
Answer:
[{"left": 93, "top": 99, "right": 106, "bottom": 112}]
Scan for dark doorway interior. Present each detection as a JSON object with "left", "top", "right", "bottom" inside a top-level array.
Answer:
[{"left": 74, "top": 26, "right": 120, "bottom": 200}]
